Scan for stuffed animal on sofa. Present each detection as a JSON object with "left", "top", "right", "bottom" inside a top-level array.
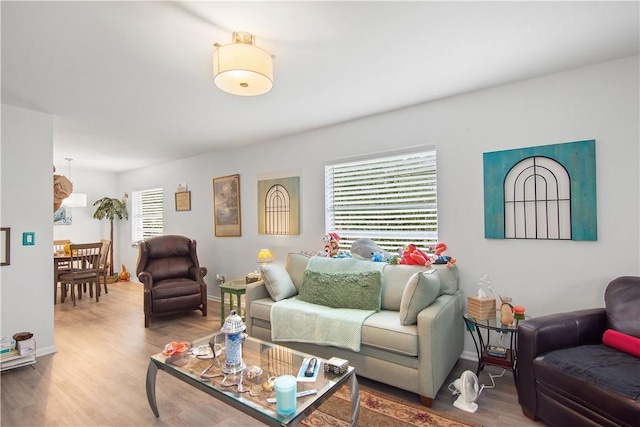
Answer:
[
  {"left": 430, "top": 243, "right": 447, "bottom": 256},
  {"left": 398, "top": 244, "right": 432, "bottom": 266},
  {"left": 428, "top": 243, "right": 457, "bottom": 267},
  {"left": 371, "top": 252, "right": 385, "bottom": 262},
  {"left": 350, "top": 238, "right": 390, "bottom": 261},
  {"left": 319, "top": 233, "right": 340, "bottom": 257}
]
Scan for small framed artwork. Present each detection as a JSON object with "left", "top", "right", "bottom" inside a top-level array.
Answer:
[
  {"left": 175, "top": 191, "right": 191, "bottom": 211},
  {"left": 212, "top": 174, "right": 241, "bottom": 237},
  {"left": 1, "top": 227, "right": 10, "bottom": 266},
  {"left": 53, "top": 206, "right": 72, "bottom": 225}
]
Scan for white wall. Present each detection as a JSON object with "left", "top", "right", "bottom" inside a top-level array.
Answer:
[
  {"left": 114, "top": 56, "right": 637, "bottom": 357},
  {"left": 1, "top": 105, "right": 56, "bottom": 355}
]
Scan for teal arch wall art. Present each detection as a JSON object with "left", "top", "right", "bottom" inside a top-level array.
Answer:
[{"left": 483, "top": 140, "right": 597, "bottom": 241}]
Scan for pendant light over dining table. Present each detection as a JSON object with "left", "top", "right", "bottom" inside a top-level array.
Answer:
[
  {"left": 213, "top": 31, "right": 273, "bottom": 96},
  {"left": 61, "top": 158, "right": 87, "bottom": 208}
]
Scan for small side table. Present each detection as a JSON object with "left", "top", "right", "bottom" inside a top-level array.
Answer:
[
  {"left": 463, "top": 312, "right": 523, "bottom": 378},
  {"left": 219, "top": 280, "right": 247, "bottom": 325}
]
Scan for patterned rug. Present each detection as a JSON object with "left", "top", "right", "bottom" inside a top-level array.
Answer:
[{"left": 301, "top": 385, "right": 481, "bottom": 427}]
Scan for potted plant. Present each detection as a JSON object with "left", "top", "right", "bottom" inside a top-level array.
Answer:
[{"left": 93, "top": 193, "right": 128, "bottom": 276}]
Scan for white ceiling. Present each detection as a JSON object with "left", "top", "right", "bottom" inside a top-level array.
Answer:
[{"left": 2, "top": 1, "right": 638, "bottom": 172}]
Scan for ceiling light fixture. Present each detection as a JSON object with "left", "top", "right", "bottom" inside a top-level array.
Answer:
[
  {"left": 61, "top": 158, "right": 87, "bottom": 208},
  {"left": 213, "top": 31, "right": 273, "bottom": 96}
]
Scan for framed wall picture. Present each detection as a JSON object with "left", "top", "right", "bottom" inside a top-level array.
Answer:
[
  {"left": 1, "top": 227, "right": 10, "bottom": 266},
  {"left": 175, "top": 191, "right": 191, "bottom": 211},
  {"left": 257, "top": 176, "right": 300, "bottom": 235},
  {"left": 212, "top": 174, "right": 241, "bottom": 237},
  {"left": 483, "top": 139, "right": 597, "bottom": 241},
  {"left": 53, "top": 206, "right": 72, "bottom": 225}
]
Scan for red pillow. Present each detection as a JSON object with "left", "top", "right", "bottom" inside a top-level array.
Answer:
[{"left": 603, "top": 329, "right": 640, "bottom": 358}]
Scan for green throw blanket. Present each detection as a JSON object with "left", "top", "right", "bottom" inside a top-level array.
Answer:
[
  {"left": 270, "top": 256, "right": 384, "bottom": 351},
  {"left": 270, "top": 298, "right": 375, "bottom": 352}
]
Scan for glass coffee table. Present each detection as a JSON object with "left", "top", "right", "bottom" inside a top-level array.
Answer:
[{"left": 146, "top": 332, "right": 360, "bottom": 427}]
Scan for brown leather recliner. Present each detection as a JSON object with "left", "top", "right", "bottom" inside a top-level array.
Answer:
[
  {"left": 136, "top": 235, "right": 208, "bottom": 328},
  {"left": 516, "top": 276, "right": 640, "bottom": 427}
]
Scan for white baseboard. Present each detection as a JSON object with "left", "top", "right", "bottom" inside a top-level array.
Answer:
[
  {"left": 36, "top": 345, "right": 57, "bottom": 357},
  {"left": 460, "top": 350, "right": 478, "bottom": 362}
]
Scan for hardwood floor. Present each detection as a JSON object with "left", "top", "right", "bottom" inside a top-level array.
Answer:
[{"left": 1, "top": 281, "right": 539, "bottom": 426}]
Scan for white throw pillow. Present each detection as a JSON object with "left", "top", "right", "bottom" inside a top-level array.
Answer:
[
  {"left": 261, "top": 264, "right": 297, "bottom": 301},
  {"left": 399, "top": 270, "right": 439, "bottom": 326}
]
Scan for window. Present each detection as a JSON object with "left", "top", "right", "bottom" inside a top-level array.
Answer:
[
  {"left": 131, "top": 188, "right": 164, "bottom": 243},
  {"left": 325, "top": 147, "right": 437, "bottom": 253}
]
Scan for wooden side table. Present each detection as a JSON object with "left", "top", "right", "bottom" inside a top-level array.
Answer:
[
  {"left": 462, "top": 312, "right": 523, "bottom": 378},
  {"left": 219, "top": 280, "right": 247, "bottom": 325}
]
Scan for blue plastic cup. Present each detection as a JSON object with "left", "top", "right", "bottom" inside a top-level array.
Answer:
[{"left": 275, "top": 375, "right": 297, "bottom": 415}]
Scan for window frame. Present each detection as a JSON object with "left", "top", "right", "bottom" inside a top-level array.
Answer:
[
  {"left": 324, "top": 146, "right": 438, "bottom": 253},
  {"left": 131, "top": 187, "right": 164, "bottom": 245}
]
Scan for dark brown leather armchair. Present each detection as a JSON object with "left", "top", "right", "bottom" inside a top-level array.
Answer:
[
  {"left": 516, "top": 276, "right": 640, "bottom": 427},
  {"left": 136, "top": 235, "right": 208, "bottom": 327}
]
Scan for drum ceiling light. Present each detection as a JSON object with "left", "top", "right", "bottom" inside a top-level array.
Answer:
[{"left": 213, "top": 31, "right": 273, "bottom": 96}]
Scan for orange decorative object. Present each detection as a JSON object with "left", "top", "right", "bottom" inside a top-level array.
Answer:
[
  {"left": 162, "top": 341, "right": 190, "bottom": 356},
  {"left": 513, "top": 305, "right": 526, "bottom": 320},
  {"left": 119, "top": 265, "right": 130, "bottom": 281}
]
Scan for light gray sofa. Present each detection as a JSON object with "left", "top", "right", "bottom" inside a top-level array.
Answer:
[{"left": 245, "top": 252, "right": 464, "bottom": 406}]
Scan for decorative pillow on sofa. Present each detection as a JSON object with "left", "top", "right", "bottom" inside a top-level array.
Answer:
[
  {"left": 261, "top": 264, "right": 297, "bottom": 301},
  {"left": 399, "top": 270, "right": 439, "bottom": 326},
  {"left": 603, "top": 329, "right": 640, "bottom": 358},
  {"left": 297, "top": 270, "right": 383, "bottom": 311}
]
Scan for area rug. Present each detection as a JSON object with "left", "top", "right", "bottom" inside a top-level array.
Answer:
[{"left": 301, "top": 385, "right": 481, "bottom": 427}]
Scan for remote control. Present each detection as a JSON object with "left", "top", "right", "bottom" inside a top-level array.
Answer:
[
  {"left": 304, "top": 358, "right": 317, "bottom": 377},
  {"left": 267, "top": 389, "right": 317, "bottom": 403}
]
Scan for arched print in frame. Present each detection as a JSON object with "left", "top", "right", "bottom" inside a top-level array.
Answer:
[
  {"left": 483, "top": 140, "right": 596, "bottom": 241},
  {"left": 257, "top": 176, "right": 300, "bottom": 235}
]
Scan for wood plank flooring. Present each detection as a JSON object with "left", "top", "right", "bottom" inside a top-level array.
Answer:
[{"left": 1, "top": 281, "right": 538, "bottom": 426}]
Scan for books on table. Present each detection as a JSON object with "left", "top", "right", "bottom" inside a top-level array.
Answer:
[
  {"left": 0, "top": 337, "right": 36, "bottom": 371},
  {"left": 17, "top": 338, "right": 36, "bottom": 356}
]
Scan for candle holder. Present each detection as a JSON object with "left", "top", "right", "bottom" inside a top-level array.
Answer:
[{"left": 221, "top": 310, "right": 247, "bottom": 374}]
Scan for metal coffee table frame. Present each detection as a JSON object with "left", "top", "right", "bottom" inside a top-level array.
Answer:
[{"left": 146, "top": 333, "right": 360, "bottom": 427}]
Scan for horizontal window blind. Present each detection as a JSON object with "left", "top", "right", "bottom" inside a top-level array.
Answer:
[
  {"left": 131, "top": 188, "right": 164, "bottom": 243},
  {"left": 325, "top": 149, "right": 437, "bottom": 253}
]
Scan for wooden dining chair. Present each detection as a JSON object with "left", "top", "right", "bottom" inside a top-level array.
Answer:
[
  {"left": 58, "top": 243, "right": 103, "bottom": 306},
  {"left": 53, "top": 239, "right": 70, "bottom": 255},
  {"left": 97, "top": 239, "right": 111, "bottom": 295},
  {"left": 54, "top": 239, "right": 72, "bottom": 304},
  {"left": 54, "top": 239, "right": 71, "bottom": 270}
]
